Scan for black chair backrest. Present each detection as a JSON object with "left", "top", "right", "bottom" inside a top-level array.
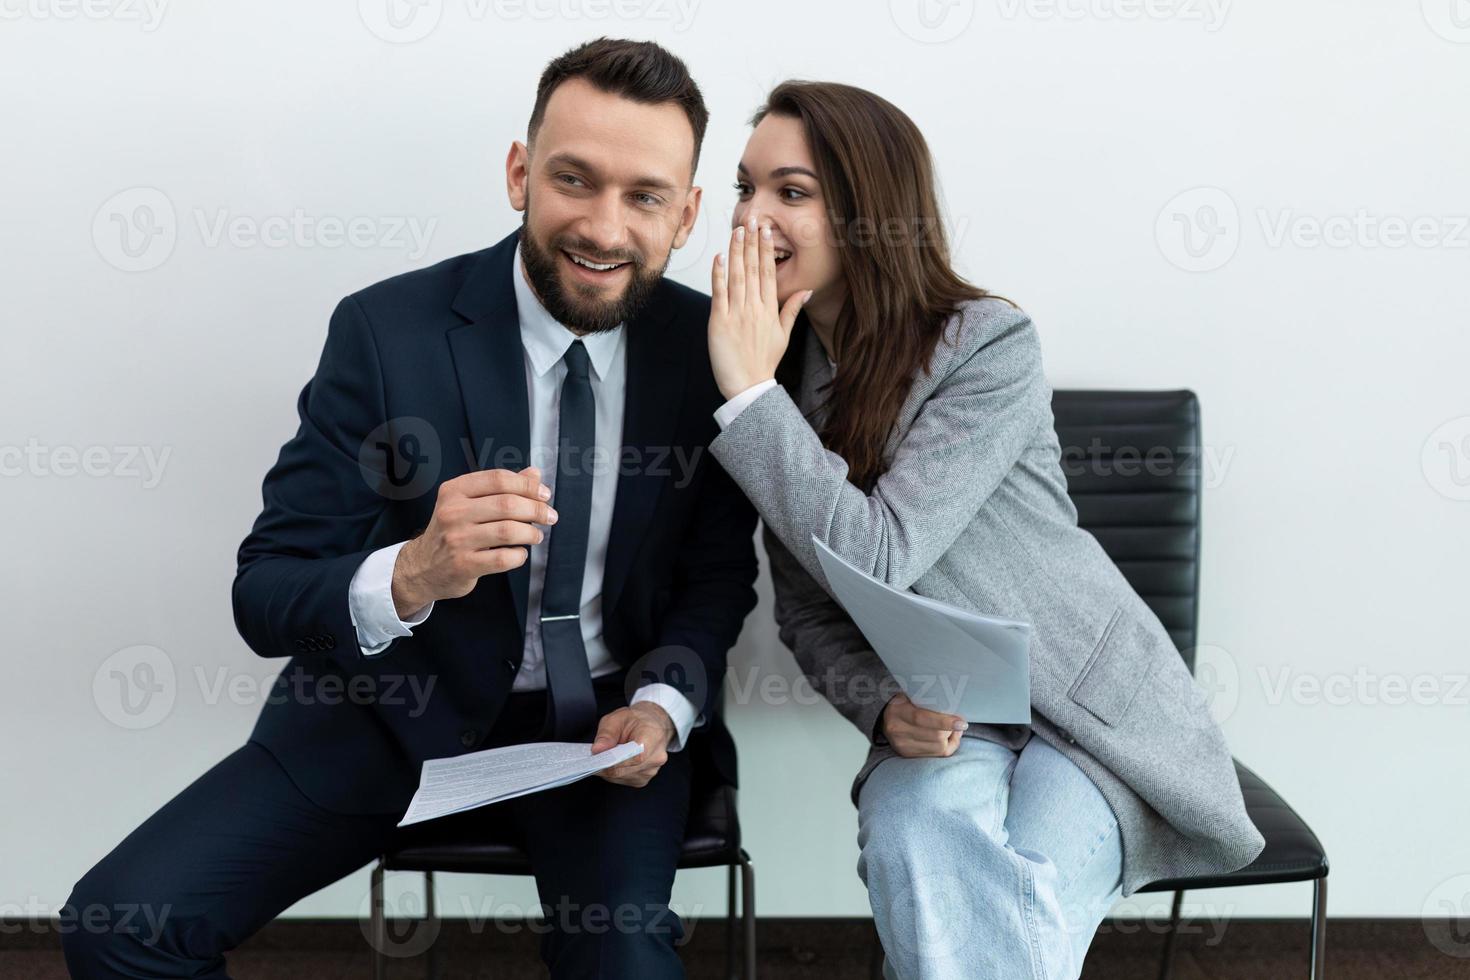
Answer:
[{"left": 1050, "top": 390, "right": 1201, "bottom": 671}]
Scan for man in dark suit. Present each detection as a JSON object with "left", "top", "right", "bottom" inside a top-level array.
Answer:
[{"left": 62, "top": 38, "right": 756, "bottom": 980}]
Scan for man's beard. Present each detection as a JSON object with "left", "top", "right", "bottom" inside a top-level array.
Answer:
[{"left": 518, "top": 211, "right": 669, "bottom": 335}]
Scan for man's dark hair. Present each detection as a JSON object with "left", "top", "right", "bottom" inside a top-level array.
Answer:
[{"left": 528, "top": 37, "right": 708, "bottom": 176}]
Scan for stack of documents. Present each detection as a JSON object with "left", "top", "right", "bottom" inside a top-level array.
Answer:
[
  {"left": 811, "top": 535, "right": 1032, "bottom": 724},
  {"left": 398, "top": 740, "right": 643, "bottom": 827}
]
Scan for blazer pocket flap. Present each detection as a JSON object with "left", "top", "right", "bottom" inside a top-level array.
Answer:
[{"left": 1068, "top": 608, "right": 1155, "bottom": 726}]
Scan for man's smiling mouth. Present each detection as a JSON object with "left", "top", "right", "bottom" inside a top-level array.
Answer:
[{"left": 563, "top": 249, "right": 630, "bottom": 272}]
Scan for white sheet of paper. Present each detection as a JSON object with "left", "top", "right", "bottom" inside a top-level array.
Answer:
[
  {"left": 811, "top": 535, "right": 1032, "bottom": 724},
  {"left": 397, "top": 740, "right": 644, "bottom": 827}
]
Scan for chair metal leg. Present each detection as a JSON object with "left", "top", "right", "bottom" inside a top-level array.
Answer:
[
  {"left": 424, "top": 871, "right": 441, "bottom": 980},
  {"left": 375, "top": 851, "right": 759, "bottom": 979},
  {"left": 1149, "top": 880, "right": 1326, "bottom": 980},
  {"left": 1156, "top": 889, "right": 1184, "bottom": 980},
  {"left": 739, "top": 850, "right": 756, "bottom": 980},
  {"left": 1309, "top": 877, "right": 1327, "bottom": 980},
  {"left": 371, "top": 860, "right": 386, "bottom": 980},
  {"left": 726, "top": 863, "right": 739, "bottom": 980}
]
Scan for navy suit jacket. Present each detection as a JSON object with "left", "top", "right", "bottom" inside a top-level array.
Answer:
[{"left": 233, "top": 230, "right": 759, "bottom": 815}]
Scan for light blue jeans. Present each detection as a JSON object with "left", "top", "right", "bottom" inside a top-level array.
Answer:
[{"left": 857, "top": 731, "right": 1124, "bottom": 980}]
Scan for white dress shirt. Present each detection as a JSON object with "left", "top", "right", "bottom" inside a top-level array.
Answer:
[
  {"left": 713, "top": 379, "right": 778, "bottom": 430},
  {"left": 347, "top": 244, "right": 698, "bottom": 751},
  {"left": 712, "top": 350, "right": 836, "bottom": 431}
]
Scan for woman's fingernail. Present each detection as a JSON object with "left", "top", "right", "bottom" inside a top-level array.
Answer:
[
  {"left": 952, "top": 720, "right": 969, "bottom": 732},
  {"left": 761, "top": 225, "right": 771, "bottom": 240},
  {"left": 735, "top": 226, "right": 745, "bottom": 241},
  {"left": 803, "top": 290, "right": 814, "bottom": 304},
  {"left": 547, "top": 508, "right": 558, "bottom": 523},
  {"left": 715, "top": 252, "right": 724, "bottom": 266},
  {"left": 538, "top": 485, "right": 551, "bottom": 500}
]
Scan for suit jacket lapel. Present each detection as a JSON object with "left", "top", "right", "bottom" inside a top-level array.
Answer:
[
  {"left": 602, "top": 285, "right": 684, "bottom": 620},
  {"left": 447, "top": 231, "right": 532, "bottom": 634}
]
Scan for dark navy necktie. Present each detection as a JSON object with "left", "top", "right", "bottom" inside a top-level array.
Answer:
[{"left": 539, "top": 339, "right": 598, "bottom": 739}]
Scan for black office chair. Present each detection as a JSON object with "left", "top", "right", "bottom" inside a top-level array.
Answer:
[
  {"left": 1055, "top": 389, "right": 1328, "bottom": 979},
  {"left": 369, "top": 760, "right": 755, "bottom": 980},
  {"left": 865, "top": 389, "right": 1328, "bottom": 980}
]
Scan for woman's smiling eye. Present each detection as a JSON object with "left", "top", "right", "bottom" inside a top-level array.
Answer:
[{"left": 734, "top": 180, "right": 808, "bottom": 203}]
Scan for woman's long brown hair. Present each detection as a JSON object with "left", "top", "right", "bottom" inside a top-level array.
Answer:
[{"left": 755, "top": 81, "right": 1009, "bottom": 491}]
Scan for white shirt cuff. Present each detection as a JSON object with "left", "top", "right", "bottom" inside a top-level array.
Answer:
[
  {"left": 630, "top": 683, "right": 701, "bottom": 752},
  {"left": 713, "top": 379, "right": 778, "bottom": 430},
  {"left": 348, "top": 542, "right": 434, "bottom": 657}
]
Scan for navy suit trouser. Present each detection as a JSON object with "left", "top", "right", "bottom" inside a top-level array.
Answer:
[{"left": 61, "top": 680, "right": 692, "bottom": 979}]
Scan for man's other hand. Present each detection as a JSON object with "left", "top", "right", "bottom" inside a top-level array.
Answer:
[{"left": 591, "top": 703, "right": 675, "bottom": 788}]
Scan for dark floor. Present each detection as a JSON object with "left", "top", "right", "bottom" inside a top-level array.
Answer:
[{"left": 4, "top": 918, "right": 1466, "bottom": 979}]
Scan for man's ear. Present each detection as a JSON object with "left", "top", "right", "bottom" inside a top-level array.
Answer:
[
  {"left": 506, "top": 140, "right": 530, "bottom": 212},
  {"left": 671, "top": 184, "right": 702, "bottom": 250}
]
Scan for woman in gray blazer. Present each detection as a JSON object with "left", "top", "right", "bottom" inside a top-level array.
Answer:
[{"left": 704, "top": 80, "right": 1265, "bottom": 980}]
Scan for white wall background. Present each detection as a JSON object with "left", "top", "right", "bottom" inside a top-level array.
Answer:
[{"left": 4, "top": 0, "right": 1468, "bottom": 936}]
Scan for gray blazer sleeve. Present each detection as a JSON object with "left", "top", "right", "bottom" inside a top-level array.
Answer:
[
  {"left": 710, "top": 303, "right": 1049, "bottom": 592},
  {"left": 765, "top": 525, "right": 900, "bottom": 743}
]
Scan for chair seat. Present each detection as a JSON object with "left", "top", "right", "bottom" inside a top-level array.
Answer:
[
  {"left": 383, "top": 781, "right": 741, "bottom": 874},
  {"left": 1138, "top": 759, "right": 1328, "bottom": 892}
]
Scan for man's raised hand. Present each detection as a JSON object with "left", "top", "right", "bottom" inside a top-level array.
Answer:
[{"left": 391, "top": 466, "right": 557, "bottom": 617}]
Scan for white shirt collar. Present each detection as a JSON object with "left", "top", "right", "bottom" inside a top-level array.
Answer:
[{"left": 513, "top": 242, "right": 624, "bottom": 380}]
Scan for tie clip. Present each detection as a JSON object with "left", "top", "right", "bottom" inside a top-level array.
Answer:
[{"left": 541, "top": 613, "right": 580, "bottom": 622}]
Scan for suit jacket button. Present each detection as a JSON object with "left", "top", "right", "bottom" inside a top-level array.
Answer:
[{"left": 460, "top": 729, "right": 477, "bottom": 748}]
